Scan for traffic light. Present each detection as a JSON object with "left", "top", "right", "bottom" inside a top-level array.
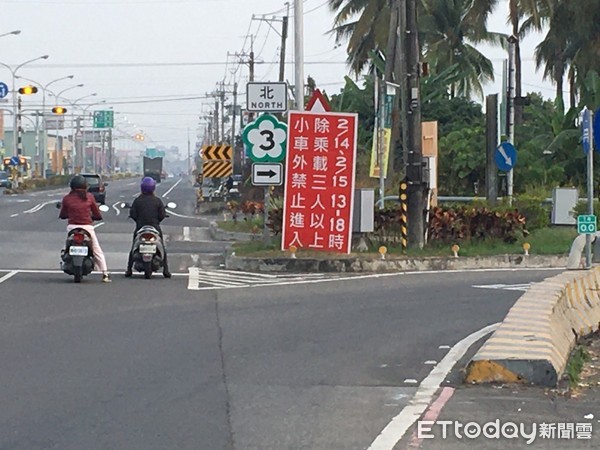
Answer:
[
  {"left": 52, "top": 106, "right": 67, "bottom": 114},
  {"left": 18, "top": 85, "right": 38, "bottom": 95},
  {"left": 135, "top": 133, "right": 145, "bottom": 141}
]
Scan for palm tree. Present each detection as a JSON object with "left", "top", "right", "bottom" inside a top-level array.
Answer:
[{"left": 329, "top": 0, "right": 504, "bottom": 98}]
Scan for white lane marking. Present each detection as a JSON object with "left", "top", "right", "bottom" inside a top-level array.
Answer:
[
  {"left": 183, "top": 226, "right": 191, "bottom": 241},
  {"left": 23, "top": 201, "right": 53, "bottom": 214},
  {"left": 10, "top": 213, "right": 19, "bottom": 218},
  {"left": 166, "top": 209, "right": 202, "bottom": 220},
  {"left": 0, "top": 269, "right": 190, "bottom": 276},
  {"left": 472, "top": 283, "right": 532, "bottom": 292},
  {"left": 111, "top": 201, "right": 121, "bottom": 216},
  {"left": 161, "top": 178, "right": 182, "bottom": 198},
  {"left": 188, "top": 267, "right": 200, "bottom": 290},
  {"left": 403, "top": 379, "right": 418, "bottom": 384},
  {"left": 367, "top": 323, "right": 500, "bottom": 450},
  {"left": 424, "top": 360, "right": 437, "bottom": 365},
  {"left": 126, "top": 181, "right": 137, "bottom": 186},
  {"left": 438, "top": 345, "right": 450, "bottom": 349},
  {"left": 217, "top": 269, "right": 279, "bottom": 278},
  {"left": 0, "top": 271, "right": 18, "bottom": 284},
  {"left": 94, "top": 222, "right": 105, "bottom": 229}
]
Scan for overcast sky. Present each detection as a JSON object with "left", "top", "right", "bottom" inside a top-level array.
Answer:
[{"left": 0, "top": 0, "right": 554, "bottom": 157}]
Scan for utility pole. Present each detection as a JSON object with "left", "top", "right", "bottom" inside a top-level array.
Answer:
[
  {"left": 280, "top": 9, "right": 289, "bottom": 83},
  {"left": 214, "top": 99, "right": 220, "bottom": 143},
  {"left": 507, "top": 35, "right": 517, "bottom": 206},
  {"left": 220, "top": 81, "right": 226, "bottom": 144},
  {"left": 294, "top": 0, "right": 304, "bottom": 110},
  {"left": 231, "top": 82, "right": 237, "bottom": 147},
  {"left": 486, "top": 94, "right": 498, "bottom": 206},
  {"left": 407, "top": 0, "right": 425, "bottom": 248}
]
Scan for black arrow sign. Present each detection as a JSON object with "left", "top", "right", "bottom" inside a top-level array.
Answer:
[{"left": 257, "top": 169, "right": 277, "bottom": 178}]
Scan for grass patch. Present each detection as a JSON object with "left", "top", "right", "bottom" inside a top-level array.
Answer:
[
  {"left": 566, "top": 345, "right": 591, "bottom": 388},
  {"left": 230, "top": 226, "right": 578, "bottom": 258},
  {"left": 217, "top": 217, "right": 263, "bottom": 233}
]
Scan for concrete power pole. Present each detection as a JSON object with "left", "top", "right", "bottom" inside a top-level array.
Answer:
[
  {"left": 486, "top": 94, "right": 498, "bottom": 205},
  {"left": 404, "top": 0, "right": 425, "bottom": 248}
]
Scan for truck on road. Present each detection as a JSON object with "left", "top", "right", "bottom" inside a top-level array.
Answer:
[{"left": 143, "top": 156, "right": 163, "bottom": 183}]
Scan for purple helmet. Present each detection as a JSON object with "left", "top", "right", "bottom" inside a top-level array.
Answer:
[{"left": 140, "top": 176, "right": 156, "bottom": 194}]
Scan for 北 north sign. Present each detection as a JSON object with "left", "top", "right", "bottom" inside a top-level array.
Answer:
[
  {"left": 246, "top": 82, "right": 288, "bottom": 112},
  {"left": 282, "top": 111, "right": 358, "bottom": 254}
]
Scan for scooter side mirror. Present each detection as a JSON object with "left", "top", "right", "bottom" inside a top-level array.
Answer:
[
  {"left": 166, "top": 202, "right": 177, "bottom": 209},
  {"left": 99, "top": 204, "right": 110, "bottom": 212}
]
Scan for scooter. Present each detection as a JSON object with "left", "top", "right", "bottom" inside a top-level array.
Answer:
[
  {"left": 122, "top": 201, "right": 176, "bottom": 279},
  {"left": 57, "top": 203, "right": 110, "bottom": 283}
]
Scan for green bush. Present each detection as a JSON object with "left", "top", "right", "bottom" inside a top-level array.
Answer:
[{"left": 512, "top": 195, "right": 551, "bottom": 230}]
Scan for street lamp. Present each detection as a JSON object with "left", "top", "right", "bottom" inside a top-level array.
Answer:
[
  {"left": 0, "top": 30, "right": 21, "bottom": 38},
  {"left": 0, "top": 54, "right": 49, "bottom": 157},
  {"left": 64, "top": 93, "right": 97, "bottom": 172},
  {"left": 47, "top": 83, "right": 83, "bottom": 175},
  {"left": 15, "top": 74, "right": 75, "bottom": 177}
]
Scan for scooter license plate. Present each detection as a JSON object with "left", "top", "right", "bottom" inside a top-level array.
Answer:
[
  {"left": 69, "top": 246, "right": 88, "bottom": 256},
  {"left": 139, "top": 244, "right": 157, "bottom": 254}
]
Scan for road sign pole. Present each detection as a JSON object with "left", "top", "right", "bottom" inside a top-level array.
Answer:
[
  {"left": 263, "top": 186, "right": 271, "bottom": 245},
  {"left": 586, "top": 110, "right": 594, "bottom": 269}
]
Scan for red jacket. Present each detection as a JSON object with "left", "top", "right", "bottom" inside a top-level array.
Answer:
[{"left": 59, "top": 191, "right": 103, "bottom": 225}]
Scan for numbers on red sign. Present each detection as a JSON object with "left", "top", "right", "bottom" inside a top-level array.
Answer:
[
  {"left": 330, "top": 218, "right": 346, "bottom": 232},
  {"left": 331, "top": 194, "right": 346, "bottom": 209},
  {"left": 332, "top": 175, "right": 348, "bottom": 188}
]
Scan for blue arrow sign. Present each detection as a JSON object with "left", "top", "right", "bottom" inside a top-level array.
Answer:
[
  {"left": 8, "top": 156, "right": 20, "bottom": 166},
  {"left": 0, "top": 82, "right": 8, "bottom": 99},
  {"left": 582, "top": 108, "right": 592, "bottom": 154},
  {"left": 494, "top": 142, "right": 517, "bottom": 172}
]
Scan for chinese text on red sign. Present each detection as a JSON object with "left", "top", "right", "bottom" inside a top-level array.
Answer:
[{"left": 282, "top": 111, "right": 358, "bottom": 254}]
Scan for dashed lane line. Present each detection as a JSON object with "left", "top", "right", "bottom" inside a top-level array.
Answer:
[{"left": 161, "top": 178, "right": 182, "bottom": 198}]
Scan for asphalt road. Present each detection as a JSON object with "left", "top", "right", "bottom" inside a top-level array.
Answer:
[{"left": 0, "top": 177, "right": 564, "bottom": 449}]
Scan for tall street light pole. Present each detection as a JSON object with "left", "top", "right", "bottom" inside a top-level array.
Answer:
[
  {"left": 79, "top": 100, "right": 106, "bottom": 172},
  {"left": 47, "top": 83, "right": 83, "bottom": 174},
  {"left": 15, "top": 74, "right": 75, "bottom": 177},
  {"left": 64, "top": 93, "right": 97, "bottom": 173},
  {"left": 0, "top": 55, "right": 49, "bottom": 157}
]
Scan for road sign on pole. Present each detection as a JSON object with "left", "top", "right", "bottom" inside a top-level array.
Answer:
[
  {"left": 578, "top": 215, "right": 597, "bottom": 234},
  {"left": 282, "top": 111, "right": 358, "bottom": 254},
  {"left": 242, "top": 114, "right": 287, "bottom": 162},
  {"left": 252, "top": 163, "right": 283, "bottom": 186},
  {"left": 306, "top": 89, "right": 331, "bottom": 112},
  {"left": 246, "top": 82, "right": 288, "bottom": 113},
  {"left": 93, "top": 110, "right": 114, "bottom": 128},
  {"left": 0, "top": 82, "right": 8, "bottom": 99},
  {"left": 582, "top": 107, "right": 592, "bottom": 154},
  {"left": 494, "top": 142, "right": 517, "bottom": 171}
]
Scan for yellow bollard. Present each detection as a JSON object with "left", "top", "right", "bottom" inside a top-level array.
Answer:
[
  {"left": 523, "top": 242, "right": 530, "bottom": 256},
  {"left": 452, "top": 244, "right": 460, "bottom": 258},
  {"left": 289, "top": 245, "right": 297, "bottom": 259},
  {"left": 379, "top": 246, "right": 387, "bottom": 260}
]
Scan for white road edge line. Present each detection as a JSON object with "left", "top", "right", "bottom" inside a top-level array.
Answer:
[
  {"left": 94, "top": 222, "right": 105, "bottom": 229},
  {"left": 0, "top": 271, "right": 18, "bottom": 284},
  {"left": 367, "top": 322, "right": 500, "bottom": 450},
  {"left": 162, "top": 178, "right": 182, "bottom": 198},
  {"left": 10, "top": 213, "right": 19, "bottom": 218},
  {"left": 166, "top": 209, "right": 201, "bottom": 220}
]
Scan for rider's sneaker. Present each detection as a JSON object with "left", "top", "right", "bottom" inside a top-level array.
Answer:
[
  {"left": 124, "top": 270, "right": 133, "bottom": 278},
  {"left": 102, "top": 273, "right": 112, "bottom": 283},
  {"left": 163, "top": 270, "right": 172, "bottom": 279}
]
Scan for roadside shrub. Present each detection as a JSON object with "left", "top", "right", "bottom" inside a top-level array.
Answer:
[{"left": 512, "top": 195, "right": 550, "bottom": 231}]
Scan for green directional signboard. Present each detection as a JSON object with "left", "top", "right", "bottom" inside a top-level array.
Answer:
[
  {"left": 577, "top": 215, "right": 597, "bottom": 234},
  {"left": 93, "top": 110, "right": 114, "bottom": 128}
]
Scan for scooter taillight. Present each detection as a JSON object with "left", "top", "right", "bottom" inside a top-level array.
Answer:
[
  {"left": 141, "top": 233, "right": 156, "bottom": 242},
  {"left": 72, "top": 233, "right": 86, "bottom": 244}
]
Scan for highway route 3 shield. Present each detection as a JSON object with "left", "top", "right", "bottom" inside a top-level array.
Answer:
[{"left": 252, "top": 163, "right": 283, "bottom": 186}]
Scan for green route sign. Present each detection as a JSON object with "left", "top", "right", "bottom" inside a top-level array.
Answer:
[
  {"left": 93, "top": 110, "right": 114, "bottom": 128},
  {"left": 577, "top": 214, "right": 597, "bottom": 234}
]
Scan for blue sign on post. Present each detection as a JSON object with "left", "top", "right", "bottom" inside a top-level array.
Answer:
[
  {"left": 494, "top": 142, "right": 517, "bottom": 172},
  {"left": 8, "top": 156, "right": 20, "bottom": 166},
  {"left": 582, "top": 108, "right": 592, "bottom": 154},
  {"left": 0, "top": 82, "right": 8, "bottom": 99}
]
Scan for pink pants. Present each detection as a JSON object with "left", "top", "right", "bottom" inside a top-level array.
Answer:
[{"left": 66, "top": 224, "right": 108, "bottom": 272}]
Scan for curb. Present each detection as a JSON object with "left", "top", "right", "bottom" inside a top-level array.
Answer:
[
  {"left": 225, "top": 254, "right": 567, "bottom": 273},
  {"left": 209, "top": 221, "right": 259, "bottom": 242},
  {"left": 466, "top": 267, "right": 600, "bottom": 386}
]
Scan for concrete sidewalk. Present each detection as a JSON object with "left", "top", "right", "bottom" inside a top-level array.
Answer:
[{"left": 400, "top": 384, "right": 600, "bottom": 449}]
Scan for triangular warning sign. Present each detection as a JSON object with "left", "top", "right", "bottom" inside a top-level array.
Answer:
[{"left": 306, "top": 89, "right": 331, "bottom": 112}]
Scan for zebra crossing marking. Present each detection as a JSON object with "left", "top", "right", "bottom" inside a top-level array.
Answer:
[{"left": 187, "top": 267, "right": 329, "bottom": 290}]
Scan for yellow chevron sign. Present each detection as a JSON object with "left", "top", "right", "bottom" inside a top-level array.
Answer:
[
  {"left": 202, "top": 161, "right": 233, "bottom": 178},
  {"left": 202, "top": 145, "right": 233, "bottom": 161}
]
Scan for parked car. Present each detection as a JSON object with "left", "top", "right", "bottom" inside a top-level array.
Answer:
[
  {"left": 80, "top": 173, "right": 107, "bottom": 204},
  {"left": 0, "top": 171, "right": 11, "bottom": 188}
]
